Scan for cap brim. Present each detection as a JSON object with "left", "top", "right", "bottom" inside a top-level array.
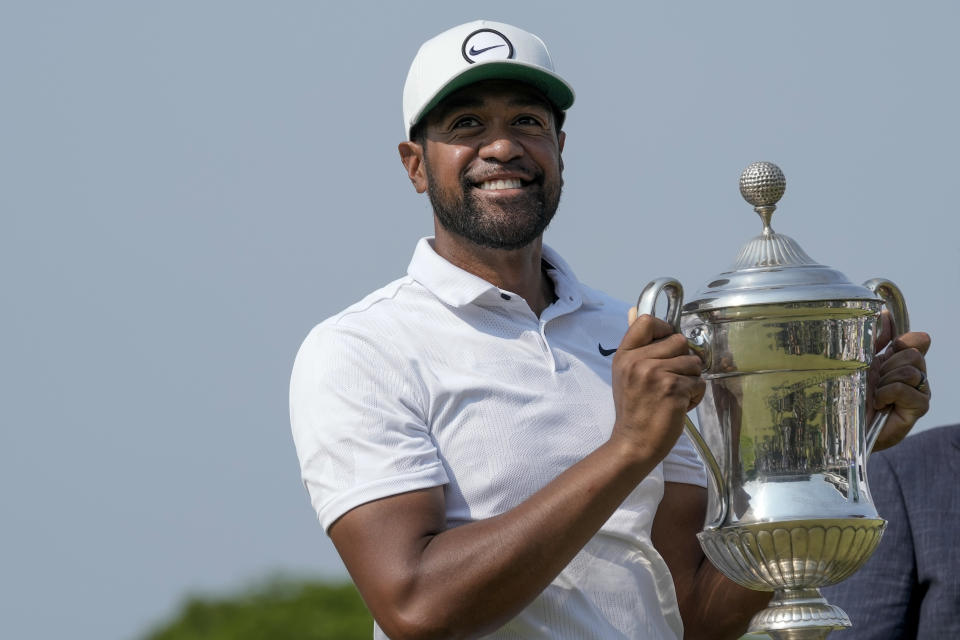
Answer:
[{"left": 408, "top": 61, "right": 575, "bottom": 137}]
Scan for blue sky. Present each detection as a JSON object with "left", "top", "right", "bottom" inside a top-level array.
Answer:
[{"left": 4, "top": 2, "right": 957, "bottom": 638}]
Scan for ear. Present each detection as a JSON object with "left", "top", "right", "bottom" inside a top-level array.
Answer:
[
  {"left": 558, "top": 130, "right": 566, "bottom": 173},
  {"left": 398, "top": 141, "right": 428, "bottom": 193}
]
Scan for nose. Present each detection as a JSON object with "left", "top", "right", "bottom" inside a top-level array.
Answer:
[{"left": 478, "top": 128, "right": 523, "bottom": 163}]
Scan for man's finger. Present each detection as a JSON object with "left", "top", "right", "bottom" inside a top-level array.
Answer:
[
  {"left": 687, "top": 377, "right": 707, "bottom": 411},
  {"left": 891, "top": 331, "right": 931, "bottom": 357},
  {"left": 877, "top": 365, "right": 926, "bottom": 390},
  {"left": 875, "top": 309, "right": 893, "bottom": 352},
  {"left": 620, "top": 314, "right": 677, "bottom": 351},
  {"left": 874, "top": 381, "right": 931, "bottom": 411},
  {"left": 663, "top": 355, "right": 705, "bottom": 377},
  {"left": 620, "top": 334, "right": 692, "bottom": 361},
  {"left": 872, "top": 418, "right": 914, "bottom": 451},
  {"left": 878, "top": 347, "right": 927, "bottom": 375}
]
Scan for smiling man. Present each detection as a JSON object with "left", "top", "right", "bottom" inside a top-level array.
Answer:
[
  {"left": 289, "top": 20, "right": 931, "bottom": 639},
  {"left": 409, "top": 82, "right": 564, "bottom": 247}
]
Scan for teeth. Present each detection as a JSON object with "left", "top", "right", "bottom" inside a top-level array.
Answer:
[{"left": 479, "top": 178, "right": 522, "bottom": 190}]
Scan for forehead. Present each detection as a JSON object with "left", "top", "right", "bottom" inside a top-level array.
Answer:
[{"left": 426, "top": 80, "right": 554, "bottom": 122}]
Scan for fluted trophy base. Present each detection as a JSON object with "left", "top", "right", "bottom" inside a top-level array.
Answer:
[
  {"left": 697, "top": 518, "right": 886, "bottom": 639},
  {"left": 749, "top": 587, "right": 849, "bottom": 639}
]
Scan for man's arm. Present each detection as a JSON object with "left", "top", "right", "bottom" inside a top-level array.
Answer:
[
  {"left": 652, "top": 482, "right": 772, "bottom": 640},
  {"left": 333, "top": 440, "right": 660, "bottom": 639},
  {"left": 328, "top": 315, "right": 703, "bottom": 640}
]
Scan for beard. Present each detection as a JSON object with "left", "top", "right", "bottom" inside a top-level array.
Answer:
[{"left": 426, "top": 162, "right": 562, "bottom": 250}]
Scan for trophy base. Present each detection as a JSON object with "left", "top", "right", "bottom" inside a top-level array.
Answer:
[
  {"left": 749, "top": 587, "right": 849, "bottom": 640},
  {"left": 696, "top": 519, "right": 885, "bottom": 638},
  {"left": 697, "top": 518, "right": 886, "bottom": 591}
]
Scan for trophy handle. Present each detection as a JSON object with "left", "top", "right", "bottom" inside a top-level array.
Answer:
[
  {"left": 637, "top": 278, "right": 728, "bottom": 528},
  {"left": 863, "top": 279, "right": 910, "bottom": 455},
  {"left": 636, "top": 277, "right": 684, "bottom": 331}
]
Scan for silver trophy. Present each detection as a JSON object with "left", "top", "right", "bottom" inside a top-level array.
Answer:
[{"left": 638, "top": 162, "right": 908, "bottom": 639}]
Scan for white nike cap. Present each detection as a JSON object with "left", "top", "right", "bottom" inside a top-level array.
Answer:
[{"left": 402, "top": 20, "right": 575, "bottom": 139}]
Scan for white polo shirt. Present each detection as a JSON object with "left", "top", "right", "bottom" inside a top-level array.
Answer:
[{"left": 290, "top": 237, "right": 707, "bottom": 639}]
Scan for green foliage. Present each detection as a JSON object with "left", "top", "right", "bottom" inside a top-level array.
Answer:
[
  {"left": 144, "top": 577, "right": 763, "bottom": 639},
  {"left": 144, "top": 578, "right": 373, "bottom": 640}
]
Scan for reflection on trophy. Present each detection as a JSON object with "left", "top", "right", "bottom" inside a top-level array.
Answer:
[{"left": 638, "top": 162, "right": 909, "bottom": 639}]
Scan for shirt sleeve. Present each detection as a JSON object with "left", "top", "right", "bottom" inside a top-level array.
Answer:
[
  {"left": 662, "top": 429, "right": 708, "bottom": 487},
  {"left": 289, "top": 322, "right": 448, "bottom": 531}
]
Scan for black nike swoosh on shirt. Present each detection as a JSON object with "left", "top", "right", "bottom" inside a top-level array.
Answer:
[
  {"left": 598, "top": 343, "right": 617, "bottom": 356},
  {"left": 469, "top": 44, "right": 506, "bottom": 56}
]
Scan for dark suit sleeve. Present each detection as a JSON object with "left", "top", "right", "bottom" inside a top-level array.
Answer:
[{"left": 821, "top": 452, "right": 918, "bottom": 639}]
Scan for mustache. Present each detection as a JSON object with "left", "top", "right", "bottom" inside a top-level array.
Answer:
[{"left": 464, "top": 163, "right": 541, "bottom": 185}]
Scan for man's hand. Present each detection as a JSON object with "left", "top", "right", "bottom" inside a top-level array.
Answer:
[
  {"left": 869, "top": 310, "right": 932, "bottom": 450},
  {"left": 612, "top": 313, "right": 705, "bottom": 464}
]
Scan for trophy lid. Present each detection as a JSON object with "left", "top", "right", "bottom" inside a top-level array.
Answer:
[{"left": 682, "top": 162, "right": 879, "bottom": 313}]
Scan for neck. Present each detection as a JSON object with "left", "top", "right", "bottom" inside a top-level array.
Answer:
[{"left": 433, "top": 230, "right": 555, "bottom": 317}]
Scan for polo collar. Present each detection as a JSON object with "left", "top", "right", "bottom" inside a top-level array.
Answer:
[
  {"left": 540, "top": 244, "right": 604, "bottom": 307},
  {"left": 407, "top": 238, "right": 495, "bottom": 307},
  {"left": 407, "top": 237, "right": 603, "bottom": 309}
]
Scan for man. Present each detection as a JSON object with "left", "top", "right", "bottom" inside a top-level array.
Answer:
[
  {"left": 820, "top": 424, "right": 958, "bottom": 639},
  {"left": 290, "top": 20, "right": 931, "bottom": 639}
]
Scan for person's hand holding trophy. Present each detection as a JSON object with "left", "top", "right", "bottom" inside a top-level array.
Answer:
[{"left": 636, "top": 162, "right": 931, "bottom": 639}]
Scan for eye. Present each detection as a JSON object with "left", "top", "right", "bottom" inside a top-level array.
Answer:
[
  {"left": 514, "top": 114, "right": 546, "bottom": 128},
  {"left": 451, "top": 116, "right": 481, "bottom": 129}
]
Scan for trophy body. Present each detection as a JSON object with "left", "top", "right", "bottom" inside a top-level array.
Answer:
[
  {"left": 690, "top": 301, "right": 888, "bottom": 638},
  {"left": 639, "top": 163, "right": 908, "bottom": 639}
]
